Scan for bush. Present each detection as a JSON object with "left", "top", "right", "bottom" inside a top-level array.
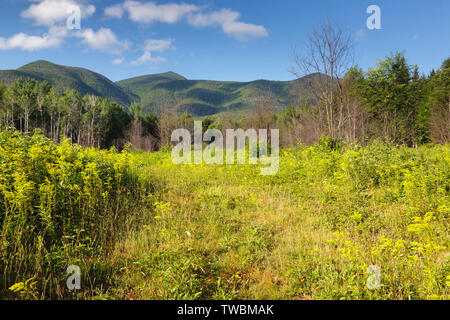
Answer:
[{"left": 0, "top": 129, "right": 149, "bottom": 299}]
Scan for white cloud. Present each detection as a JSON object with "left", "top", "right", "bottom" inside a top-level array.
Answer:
[
  {"left": 187, "top": 8, "right": 239, "bottom": 27},
  {"left": 112, "top": 57, "right": 125, "bottom": 65},
  {"left": 0, "top": 25, "right": 67, "bottom": 51},
  {"left": 21, "top": 0, "right": 95, "bottom": 26},
  {"left": 188, "top": 8, "right": 268, "bottom": 41},
  {"left": 131, "top": 38, "right": 173, "bottom": 65},
  {"left": 123, "top": 1, "right": 199, "bottom": 24},
  {"left": 222, "top": 21, "right": 268, "bottom": 41},
  {"left": 104, "top": 4, "right": 124, "bottom": 19},
  {"left": 412, "top": 34, "right": 419, "bottom": 41},
  {"left": 144, "top": 39, "right": 174, "bottom": 52},
  {"left": 2, "top": 1, "right": 134, "bottom": 54},
  {"left": 104, "top": 2, "right": 267, "bottom": 41},
  {"left": 355, "top": 29, "right": 367, "bottom": 39},
  {"left": 75, "top": 28, "right": 129, "bottom": 54},
  {"left": 8, "top": 0, "right": 267, "bottom": 54},
  {"left": 131, "top": 52, "right": 166, "bottom": 65}
]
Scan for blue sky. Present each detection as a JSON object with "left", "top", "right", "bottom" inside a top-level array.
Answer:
[{"left": 0, "top": 0, "right": 449, "bottom": 82}]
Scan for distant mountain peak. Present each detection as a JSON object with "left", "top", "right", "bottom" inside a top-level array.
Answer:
[
  {"left": 117, "top": 71, "right": 187, "bottom": 84},
  {"left": 0, "top": 60, "right": 316, "bottom": 116},
  {"left": 165, "top": 71, "right": 186, "bottom": 79},
  {"left": 18, "top": 60, "right": 66, "bottom": 71},
  {"left": 20, "top": 59, "right": 53, "bottom": 66},
  {"left": 2, "top": 60, "right": 135, "bottom": 106}
]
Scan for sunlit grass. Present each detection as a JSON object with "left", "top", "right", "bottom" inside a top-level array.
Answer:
[
  {"left": 109, "top": 140, "right": 449, "bottom": 300},
  {"left": 1, "top": 131, "right": 448, "bottom": 299}
]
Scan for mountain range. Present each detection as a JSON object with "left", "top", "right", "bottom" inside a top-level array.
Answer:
[{"left": 0, "top": 60, "right": 316, "bottom": 116}]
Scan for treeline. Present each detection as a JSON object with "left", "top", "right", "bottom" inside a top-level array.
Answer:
[
  {"left": 155, "top": 52, "right": 450, "bottom": 148},
  {"left": 0, "top": 52, "right": 448, "bottom": 150},
  {"left": 277, "top": 53, "right": 450, "bottom": 147},
  {"left": 352, "top": 53, "right": 449, "bottom": 145},
  {"left": 0, "top": 78, "right": 158, "bottom": 149}
]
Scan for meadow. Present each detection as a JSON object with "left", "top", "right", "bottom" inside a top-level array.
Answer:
[{"left": 0, "top": 130, "right": 449, "bottom": 300}]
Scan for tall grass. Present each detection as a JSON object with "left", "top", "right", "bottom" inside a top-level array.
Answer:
[
  {"left": 113, "top": 139, "right": 448, "bottom": 300},
  {"left": 1, "top": 131, "right": 448, "bottom": 299},
  {"left": 0, "top": 129, "right": 153, "bottom": 299}
]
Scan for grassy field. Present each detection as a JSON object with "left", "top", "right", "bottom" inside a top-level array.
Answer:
[{"left": 1, "top": 131, "right": 449, "bottom": 299}]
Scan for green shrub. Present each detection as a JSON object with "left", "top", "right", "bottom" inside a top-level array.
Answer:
[{"left": 0, "top": 129, "right": 150, "bottom": 299}]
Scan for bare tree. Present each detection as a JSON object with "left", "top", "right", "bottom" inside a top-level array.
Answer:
[
  {"left": 124, "top": 121, "right": 158, "bottom": 151},
  {"left": 430, "top": 95, "right": 450, "bottom": 144},
  {"left": 154, "top": 93, "right": 181, "bottom": 148},
  {"left": 339, "top": 74, "right": 369, "bottom": 144},
  {"left": 83, "top": 95, "right": 100, "bottom": 147},
  {"left": 290, "top": 19, "right": 355, "bottom": 140},
  {"left": 246, "top": 89, "right": 277, "bottom": 142}
]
